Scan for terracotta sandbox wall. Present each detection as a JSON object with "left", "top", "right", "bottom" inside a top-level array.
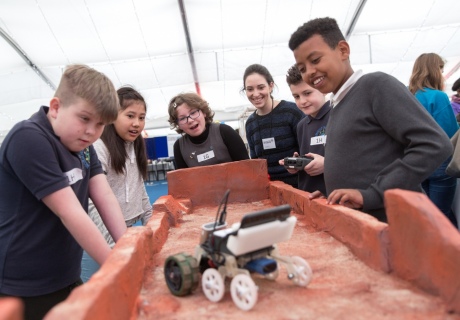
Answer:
[
  {"left": 1, "top": 159, "right": 459, "bottom": 319},
  {"left": 269, "top": 180, "right": 460, "bottom": 312}
]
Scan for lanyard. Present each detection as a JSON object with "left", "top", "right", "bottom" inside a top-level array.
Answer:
[{"left": 255, "top": 97, "right": 274, "bottom": 157}]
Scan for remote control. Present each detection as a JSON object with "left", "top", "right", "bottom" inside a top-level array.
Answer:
[{"left": 283, "top": 156, "right": 313, "bottom": 170}]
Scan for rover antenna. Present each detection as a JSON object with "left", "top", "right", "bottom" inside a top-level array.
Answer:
[{"left": 214, "top": 189, "right": 230, "bottom": 231}]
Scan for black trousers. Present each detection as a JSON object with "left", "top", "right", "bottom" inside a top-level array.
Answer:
[{"left": 0, "top": 279, "right": 82, "bottom": 320}]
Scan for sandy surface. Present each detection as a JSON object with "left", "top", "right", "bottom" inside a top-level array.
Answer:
[{"left": 137, "top": 200, "right": 459, "bottom": 319}]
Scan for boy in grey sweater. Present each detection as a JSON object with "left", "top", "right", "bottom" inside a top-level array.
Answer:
[{"left": 288, "top": 17, "right": 452, "bottom": 222}]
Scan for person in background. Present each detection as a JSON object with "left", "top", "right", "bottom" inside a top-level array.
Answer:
[
  {"left": 0, "top": 64, "right": 127, "bottom": 320},
  {"left": 243, "top": 64, "right": 305, "bottom": 188},
  {"left": 288, "top": 17, "right": 452, "bottom": 222},
  {"left": 168, "top": 92, "right": 249, "bottom": 169},
  {"left": 409, "top": 53, "right": 459, "bottom": 227},
  {"left": 88, "top": 86, "right": 153, "bottom": 247},
  {"left": 451, "top": 77, "right": 460, "bottom": 116},
  {"left": 279, "top": 64, "right": 331, "bottom": 195}
]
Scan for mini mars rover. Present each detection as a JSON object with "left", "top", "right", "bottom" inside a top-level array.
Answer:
[{"left": 164, "top": 190, "right": 313, "bottom": 311}]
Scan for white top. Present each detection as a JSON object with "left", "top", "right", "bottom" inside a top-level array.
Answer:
[
  {"left": 93, "top": 139, "right": 152, "bottom": 221},
  {"left": 330, "top": 69, "right": 364, "bottom": 108}
]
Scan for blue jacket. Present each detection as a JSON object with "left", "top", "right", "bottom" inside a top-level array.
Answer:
[{"left": 415, "top": 88, "right": 459, "bottom": 138}]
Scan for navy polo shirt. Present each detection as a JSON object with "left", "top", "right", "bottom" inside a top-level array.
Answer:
[
  {"left": 296, "top": 101, "right": 331, "bottom": 194},
  {"left": 0, "top": 106, "right": 103, "bottom": 296}
]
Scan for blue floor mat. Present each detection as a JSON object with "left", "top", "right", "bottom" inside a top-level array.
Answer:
[{"left": 145, "top": 180, "right": 169, "bottom": 204}]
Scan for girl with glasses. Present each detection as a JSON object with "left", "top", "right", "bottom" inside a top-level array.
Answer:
[{"left": 168, "top": 92, "right": 249, "bottom": 169}]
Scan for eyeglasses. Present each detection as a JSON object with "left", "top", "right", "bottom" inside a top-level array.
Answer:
[{"left": 177, "top": 109, "right": 201, "bottom": 125}]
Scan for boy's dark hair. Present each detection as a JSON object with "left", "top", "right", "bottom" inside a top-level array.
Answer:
[
  {"left": 100, "top": 86, "right": 148, "bottom": 179},
  {"left": 240, "top": 63, "right": 277, "bottom": 97},
  {"left": 286, "top": 64, "right": 303, "bottom": 86},
  {"left": 288, "top": 17, "right": 345, "bottom": 51},
  {"left": 453, "top": 78, "right": 460, "bottom": 92},
  {"left": 167, "top": 92, "right": 214, "bottom": 134}
]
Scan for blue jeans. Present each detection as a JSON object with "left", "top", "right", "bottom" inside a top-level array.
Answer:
[
  {"left": 81, "top": 251, "right": 100, "bottom": 283},
  {"left": 422, "top": 158, "right": 458, "bottom": 228}
]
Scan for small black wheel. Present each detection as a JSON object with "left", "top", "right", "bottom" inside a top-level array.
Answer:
[{"left": 164, "top": 253, "right": 199, "bottom": 296}]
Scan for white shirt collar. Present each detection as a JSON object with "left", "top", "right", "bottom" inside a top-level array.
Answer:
[{"left": 330, "top": 70, "right": 364, "bottom": 108}]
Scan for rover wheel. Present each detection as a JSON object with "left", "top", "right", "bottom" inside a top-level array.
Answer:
[
  {"left": 230, "top": 274, "right": 258, "bottom": 311},
  {"left": 164, "top": 253, "right": 199, "bottom": 296},
  {"left": 201, "top": 268, "right": 225, "bottom": 302},
  {"left": 291, "top": 256, "right": 312, "bottom": 287},
  {"left": 264, "top": 264, "right": 279, "bottom": 281}
]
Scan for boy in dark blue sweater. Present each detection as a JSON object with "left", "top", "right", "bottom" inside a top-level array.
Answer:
[{"left": 280, "top": 65, "right": 331, "bottom": 195}]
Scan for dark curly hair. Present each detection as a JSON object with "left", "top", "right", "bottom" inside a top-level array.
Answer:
[
  {"left": 286, "top": 64, "right": 303, "bottom": 86},
  {"left": 288, "top": 17, "right": 345, "bottom": 51},
  {"left": 167, "top": 92, "right": 214, "bottom": 134}
]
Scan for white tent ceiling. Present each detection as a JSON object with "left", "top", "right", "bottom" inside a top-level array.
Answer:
[{"left": 1, "top": 0, "right": 459, "bottom": 141}]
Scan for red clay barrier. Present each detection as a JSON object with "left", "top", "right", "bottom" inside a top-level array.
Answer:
[
  {"left": 269, "top": 181, "right": 390, "bottom": 272},
  {"left": 385, "top": 189, "right": 460, "bottom": 313},
  {"left": 167, "top": 159, "right": 269, "bottom": 206},
  {"left": 1, "top": 160, "right": 457, "bottom": 319},
  {"left": 45, "top": 227, "right": 153, "bottom": 320}
]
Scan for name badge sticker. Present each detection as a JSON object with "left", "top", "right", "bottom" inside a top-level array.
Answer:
[
  {"left": 65, "top": 168, "right": 83, "bottom": 185},
  {"left": 262, "top": 137, "right": 276, "bottom": 150},
  {"left": 311, "top": 135, "right": 327, "bottom": 146},
  {"left": 197, "top": 150, "right": 215, "bottom": 163}
]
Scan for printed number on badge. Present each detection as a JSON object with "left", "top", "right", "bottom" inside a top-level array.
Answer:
[
  {"left": 197, "top": 150, "right": 215, "bottom": 162},
  {"left": 311, "top": 135, "right": 326, "bottom": 145},
  {"left": 262, "top": 137, "right": 276, "bottom": 150}
]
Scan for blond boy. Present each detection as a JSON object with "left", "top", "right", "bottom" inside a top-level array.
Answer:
[{"left": 0, "top": 64, "right": 127, "bottom": 319}]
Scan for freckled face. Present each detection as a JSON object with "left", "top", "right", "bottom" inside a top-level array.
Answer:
[
  {"left": 176, "top": 103, "right": 206, "bottom": 137},
  {"left": 114, "top": 102, "right": 146, "bottom": 142},
  {"left": 49, "top": 97, "right": 105, "bottom": 152},
  {"left": 293, "top": 34, "right": 351, "bottom": 95}
]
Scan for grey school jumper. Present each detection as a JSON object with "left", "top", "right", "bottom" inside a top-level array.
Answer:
[{"left": 324, "top": 72, "right": 452, "bottom": 220}]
